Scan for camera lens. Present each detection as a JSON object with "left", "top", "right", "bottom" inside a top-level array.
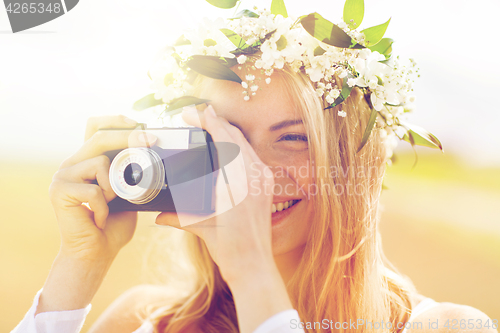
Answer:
[
  {"left": 109, "top": 148, "right": 165, "bottom": 205},
  {"left": 124, "top": 163, "right": 143, "bottom": 186}
]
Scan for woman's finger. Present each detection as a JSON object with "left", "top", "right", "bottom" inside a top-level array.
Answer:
[
  {"left": 61, "top": 130, "right": 157, "bottom": 169},
  {"left": 182, "top": 105, "right": 255, "bottom": 168},
  {"left": 54, "top": 155, "right": 115, "bottom": 203},
  {"left": 50, "top": 181, "right": 109, "bottom": 229},
  {"left": 183, "top": 105, "right": 272, "bottom": 203},
  {"left": 85, "top": 115, "right": 137, "bottom": 141},
  {"left": 182, "top": 105, "right": 246, "bottom": 143},
  {"left": 155, "top": 212, "right": 216, "bottom": 239}
]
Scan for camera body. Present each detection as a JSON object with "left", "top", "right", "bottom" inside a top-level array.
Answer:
[{"left": 103, "top": 126, "right": 218, "bottom": 214}]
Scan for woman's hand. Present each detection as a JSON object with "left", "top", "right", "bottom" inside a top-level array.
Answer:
[
  {"left": 36, "top": 115, "right": 156, "bottom": 315},
  {"left": 49, "top": 115, "right": 153, "bottom": 261},
  {"left": 156, "top": 105, "right": 293, "bottom": 333},
  {"left": 156, "top": 105, "right": 276, "bottom": 283}
]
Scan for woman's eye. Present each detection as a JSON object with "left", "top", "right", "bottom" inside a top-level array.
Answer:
[
  {"left": 279, "top": 134, "right": 308, "bottom": 142},
  {"left": 274, "top": 133, "right": 308, "bottom": 151}
]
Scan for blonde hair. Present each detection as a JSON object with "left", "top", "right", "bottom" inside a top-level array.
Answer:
[{"left": 146, "top": 64, "right": 417, "bottom": 333}]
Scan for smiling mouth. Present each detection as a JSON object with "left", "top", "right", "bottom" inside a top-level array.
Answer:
[{"left": 271, "top": 200, "right": 300, "bottom": 213}]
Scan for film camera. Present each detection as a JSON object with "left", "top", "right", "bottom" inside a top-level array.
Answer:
[{"left": 102, "top": 126, "right": 238, "bottom": 214}]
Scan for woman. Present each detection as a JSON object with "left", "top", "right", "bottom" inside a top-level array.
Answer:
[{"left": 12, "top": 2, "right": 497, "bottom": 333}]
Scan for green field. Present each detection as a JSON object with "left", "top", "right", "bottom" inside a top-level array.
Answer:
[{"left": 1, "top": 152, "right": 499, "bottom": 332}]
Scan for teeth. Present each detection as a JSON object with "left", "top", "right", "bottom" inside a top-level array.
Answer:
[{"left": 271, "top": 200, "right": 298, "bottom": 214}]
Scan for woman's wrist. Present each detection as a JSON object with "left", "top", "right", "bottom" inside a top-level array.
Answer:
[
  {"left": 58, "top": 244, "right": 118, "bottom": 264},
  {"left": 221, "top": 254, "right": 278, "bottom": 287},
  {"left": 35, "top": 252, "right": 114, "bottom": 315},
  {"left": 226, "top": 262, "right": 294, "bottom": 333}
]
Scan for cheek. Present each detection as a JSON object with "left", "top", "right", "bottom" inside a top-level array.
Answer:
[{"left": 273, "top": 153, "right": 312, "bottom": 195}]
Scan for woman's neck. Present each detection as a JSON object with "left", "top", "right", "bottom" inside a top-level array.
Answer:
[{"left": 273, "top": 245, "right": 305, "bottom": 286}]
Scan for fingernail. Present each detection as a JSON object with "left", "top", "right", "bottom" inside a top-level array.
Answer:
[
  {"left": 123, "top": 117, "right": 137, "bottom": 125},
  {"left": 206, "top": 105, "right": 217, "bottom": 118},
  {"left": 139, "top": 132, "right": 156, "bottom": 144},
  {"left": 182, "top": 105, "right": 198, "bottom": 115}
]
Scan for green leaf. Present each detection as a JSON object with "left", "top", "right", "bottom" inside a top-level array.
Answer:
[
  {"left": 368, "top": 38, "right": 393, "bottom": 58},
  {"left": 276, "top": 35, "right": 287, "bottom": 51},
  {"left": 325, "top": 73, "right": 354, "bottom": 109},
  {"left": 220, "top": 28, "right": 250, "bottom": 50},
  {"left": 401, "top": 122, "right": 443, "bottom": 151},
  {"left": 230, "top": 9, "right": 259, "bottom": 19},
  {"left": 186, "top": 55, "right": 241, "bottom": 83},
  {"left": 357, "top": 107, "right": 377, "bottom": 153},
  {"left": 314, "top": 46, "right": 326, "bottom": 56},
  {"left": 205, "top": 0, "right": 238, "bottom": 9},
  {"left": 361, "top": 18, "right": 391, "bottom": 47},
  {"left": 190, "top": 54, "right": 238, "bottom": 68},
  {"left": 174, "top": 35, "right": 191, "bottom": 46},
  {"left": 343, "top": 0, "right": 364, "bottom": 29},
  {"left": 132, "top": 93, "right": 164, "bottom": 111},
  {"left": 350, "top": 43, "right": 365, "bottom": 49},
  {"left": 165, "top": 96, "right": 211, "bottom": 113},
  {"left": 271, "top": 0, "right": 288, "bottom": 18},
  {"left": 236, "top": 29, "right": 277, "bottom": 52},
  {"left": 204, "top": 39, "right": 217, "bottom": 47},
  {"left": 300, "top": 13, "right": 354, "bottom": 48}
]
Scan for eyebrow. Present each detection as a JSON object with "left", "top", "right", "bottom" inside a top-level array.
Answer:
[
  {"left": 226, "top": 119, "right": 304, "bottom": 134},
  {"left": 269, "top": 119, "right": 303, "bottom": 131}
]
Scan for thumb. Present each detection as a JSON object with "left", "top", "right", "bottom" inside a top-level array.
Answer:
[{"left": 155, "top": 212, "right": 216, "bottom": 238}]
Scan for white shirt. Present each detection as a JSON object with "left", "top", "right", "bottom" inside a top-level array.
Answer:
[
  {"left": 10, "top": 288, "right": 305, "bottom": 333},
  {"left": 401, "top": 298, "right": 440, "bottom": 333}
]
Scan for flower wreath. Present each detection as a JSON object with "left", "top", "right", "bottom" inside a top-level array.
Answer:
[{"left": 133, "top": 0, "right": 442, "bottom": 160}]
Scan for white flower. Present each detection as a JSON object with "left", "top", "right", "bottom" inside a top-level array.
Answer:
[
  {"left": 237, "top": 55, "right": 248, "bottom": 64},
  {"left": 347, "top": 78, "right": 357, "bottom": 87},
  {"left": 371, "top": 93, "right": 384, "bottom": 111},
  {"left": 338, "top": 70, "right": 348, "bottom": 79},
  {"left": 358, "top": 48, "right": 371, "bottom": 60},
  {"left": 254, "top": 59, "right": 265, "bottom": 69},
  {"left": 185, "top": 17, "right": 236, "bottom": 58},
  {"left": 307, "top": 67, "right": 324, "bottom": 82},
  {"left": 149, "top": 55, "right": 189, "bottom": 104},
  {"left": 258, "top": 15, "right": 305, "bottom": 70},
  {"left": 329, "top": 89, "right": 341, "bottom": 99},
  {"left": 145, "top": 6, "right": 421, "bottom": 151}
]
